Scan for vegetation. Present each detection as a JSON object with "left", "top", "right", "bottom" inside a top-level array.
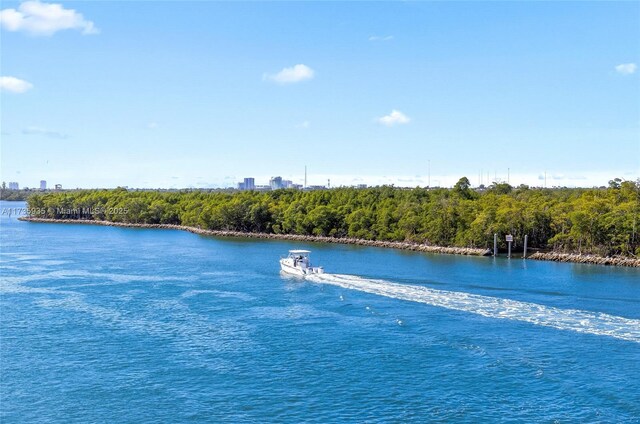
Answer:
[
  {"left": 0, "top": 187, "right": 34, "bottom": 201},
  {"left": 25, "top": 178, "right": 640, "bottom": 257}
]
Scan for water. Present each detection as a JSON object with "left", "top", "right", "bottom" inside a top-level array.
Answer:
[{"left": 2, "top": 201, "right": 639, "bottom": 422}]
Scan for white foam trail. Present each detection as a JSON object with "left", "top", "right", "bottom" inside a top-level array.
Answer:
[{"left": 307, "top": 274, "right": 640, "bottom": 343}]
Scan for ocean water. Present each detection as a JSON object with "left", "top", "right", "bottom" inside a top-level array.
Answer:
[{"left": 1, "top": 201, "right": 639, "bottom": 423}]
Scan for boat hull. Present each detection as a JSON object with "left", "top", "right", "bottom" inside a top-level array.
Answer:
[{"left": 279, "top": 259, "right": 323, "bottom": 276}]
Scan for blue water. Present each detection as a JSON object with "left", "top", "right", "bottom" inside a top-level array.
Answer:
[{"left": 2, "top": 201, "right": 639, "bottom": 422}]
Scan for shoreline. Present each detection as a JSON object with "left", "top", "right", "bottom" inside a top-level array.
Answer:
[
  {"left": 527, "top": 252, "right": 639, "bottom": 267},
  {"left": 17, "top": 217, "right": 640, "bottom": 267}
]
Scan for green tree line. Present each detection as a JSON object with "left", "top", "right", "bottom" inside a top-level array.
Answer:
[
  {"left": 25, "top": 177, "right": 640, "bottom": 257},
  {"left": 1, "top": 188, "right": 34, "bottom": 201}
]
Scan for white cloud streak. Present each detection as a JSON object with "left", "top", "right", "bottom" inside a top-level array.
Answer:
[
  {"left": 377, "top": 110, "right": 410, "bottom": 126},
  {"left": 0, "top": 1, "right": 98, "bottom": 36},
  {"left": 22, "top": 126, "right": 70, "bottom": 139},
  {"left": 615, "top": 63, "right": 637, "bottom": 75},
  {"left": 263, "top": 64, "right": 315, "bottom": 84},
  {"left": 0, "top": 76, "right": 34, "bottom": 93},
  {"left": 369, "top": 35, "right": 394, "bottom": 41}
]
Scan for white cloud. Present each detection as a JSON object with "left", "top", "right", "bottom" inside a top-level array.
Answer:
[
  {"left": 147, "top": 122, "right": 158, "bottom": 129},
  {"left": 298, "top": 120, "right": 310, "bottom": 129},
  {"left": 22, "top": 126, "right": 70, "bottom": 139},
  {"left": 0, "top": 76, "right": 33, "bottom": 93},
  {"left": 264, "top": 64, "right": 315, "bottom": 84},
  {"left": 377, "top": 110, "right": 410, "bottom": 126},
  {"left": 615, "top": 63, "right": 637, "bottom": 75},
  {"left": 369, "top": 35, "right": 394, "bottom": 41},
  {"left": 0, "top": 1, "right": 98, "bottom": 37}
]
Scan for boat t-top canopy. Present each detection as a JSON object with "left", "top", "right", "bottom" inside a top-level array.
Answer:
[{"left": 289, "top": 250, "right": 311, "bottom": 254}]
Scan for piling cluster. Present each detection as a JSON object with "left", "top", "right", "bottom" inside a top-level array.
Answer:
[
  {"left": 528, "top": 252, "right": 640, "bottom": 268},
  {"left": 18, "top": 218, "right": 491, "bottom": 257}
]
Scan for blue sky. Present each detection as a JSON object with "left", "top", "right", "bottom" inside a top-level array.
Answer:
[{"left": 1, "top": 1, "right": 638, "bottom": 189}]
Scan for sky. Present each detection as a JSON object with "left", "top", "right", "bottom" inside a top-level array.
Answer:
[{"left": 1, "top": 1, "right": 639, "bottom": 189}]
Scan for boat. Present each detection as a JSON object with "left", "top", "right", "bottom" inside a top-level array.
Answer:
[{"left": 280, "top": 250, "right": 324, "bottom": 276}]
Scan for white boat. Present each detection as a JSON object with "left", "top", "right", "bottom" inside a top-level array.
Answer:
[{"left": 280, "top": 250, "right": 324, "bottom": 276}]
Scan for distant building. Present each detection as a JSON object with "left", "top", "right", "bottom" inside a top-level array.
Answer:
[
  {"left": 237, "top": 177, "right": 256, "bottom": 191},
  {"left": 282, "top": 179, "right": 294, "bottom": 188},
  {"left": 306, "top": 185, "right": 326, "bottom": 191},
  {"left": 8, "top": 182, "right": 19, "bottom": 190},
  {"left": 269, "top": 176, "right": 283, "bottom": 190},
  {"left": 40, "top": 180, "right": 47, "bottom": 190},
  {"left": 243, "top": 177, "right": 255, "bottom": 190},
  {"left": 54, "top": 184, "right": 62, "bottom": 190},
  {"left": 357, "top": 184, "right": 367, "bottom": 189}
]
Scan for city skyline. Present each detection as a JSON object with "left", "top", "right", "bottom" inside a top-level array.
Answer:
[
  {"left": 1, "top": 1, "right": 638, "bottom": 189},
  {"left": 4, "top": 168, "right": 632, "bottom": 191}
]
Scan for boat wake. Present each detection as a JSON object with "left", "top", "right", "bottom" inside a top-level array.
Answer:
[{"left": 307, "top": 273, "right": 640, "bottom": 343}]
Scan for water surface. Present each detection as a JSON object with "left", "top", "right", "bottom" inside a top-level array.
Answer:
[{"left": 2, "top": 201, "right": 639, "bottom": 422}]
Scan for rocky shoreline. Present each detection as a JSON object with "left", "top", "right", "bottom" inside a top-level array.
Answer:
[
  {"left": 17, "top": 217, "right": 640, "bottom": 267},
  {"left": 18, "top": 217, "right": 491, "bottom": 257},
  {"left": 528, "top": 252, "right": 640, "bottom": 267}
]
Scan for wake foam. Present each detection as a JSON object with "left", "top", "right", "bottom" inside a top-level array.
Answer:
[{"left": 307, "top": 274, "right": 640, "bottom": 343}]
